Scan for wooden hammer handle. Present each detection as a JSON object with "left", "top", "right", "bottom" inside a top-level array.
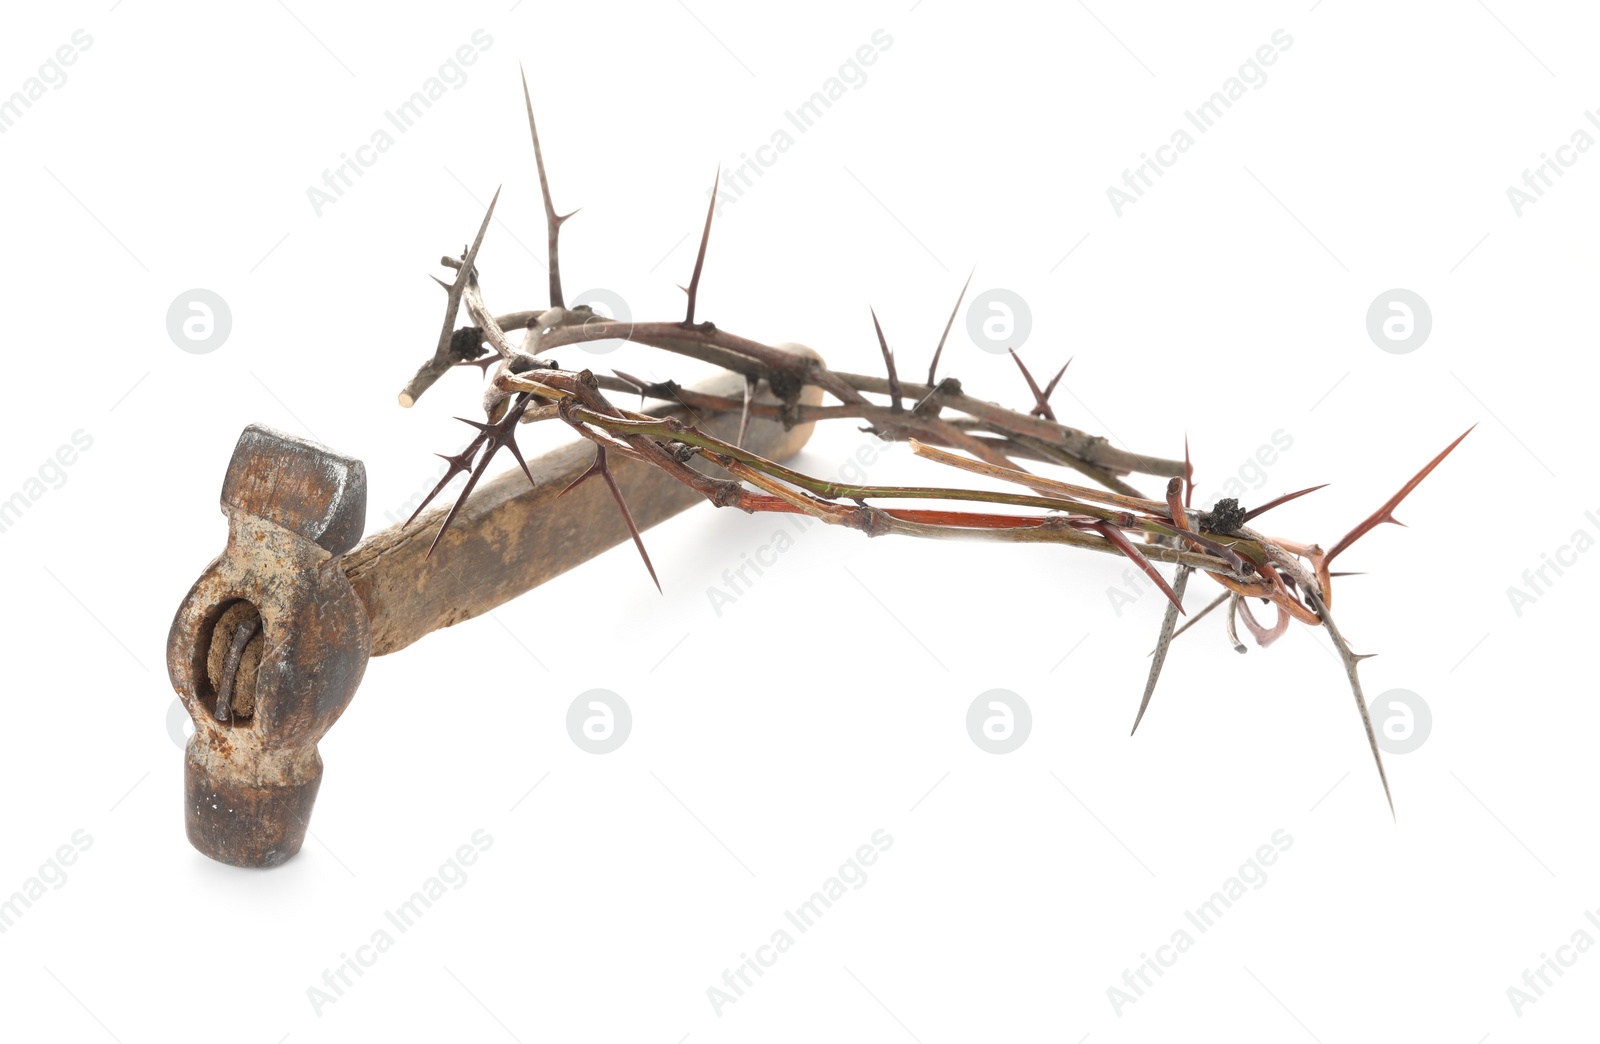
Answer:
[{"left": 344, "top": 365, "right": 821, "bottom": 655}]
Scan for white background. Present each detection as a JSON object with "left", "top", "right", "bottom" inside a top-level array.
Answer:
[{"left": 1, "top": 1, "right": 1595, "bottom": 1040}]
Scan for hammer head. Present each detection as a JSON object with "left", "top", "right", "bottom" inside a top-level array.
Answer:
[
  {"left": 221, "top": 424, "right": 367, "bottom": 555},
  {"left": 168, "top": 425, "right": 371, "bottom": 868}
]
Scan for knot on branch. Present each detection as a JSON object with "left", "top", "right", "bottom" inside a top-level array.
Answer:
[
  {"left": 850, "top": 504, "right": 894, "bottom": 538},
  {"left": 768, "top": 370, "right": 802, "bottom": 402},
  {"left": 712, "top": 480, "right": 745, "bottom": 509},
  {"left": 1208, "top": 498, "right": 1246, "bottom": 534},
  {"left": 449, "top": 326, "right": 488, "bottom": 362},
  {"left": 912, "top": 377, "right": 960, "bottom": 417},
  {"left": 510, "top": 353, "right": 560, "bottom": 374}
]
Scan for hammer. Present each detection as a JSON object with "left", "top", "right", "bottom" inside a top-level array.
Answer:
[{"left": 168, "top": 360, "right": 821, "bottom": 868}]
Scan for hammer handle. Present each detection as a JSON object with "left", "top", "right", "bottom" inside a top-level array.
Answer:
[{"left": 343, "top": 369, "right": 820, "bottom": 655}]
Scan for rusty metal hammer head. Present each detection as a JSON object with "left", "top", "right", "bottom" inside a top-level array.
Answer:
[{"left": 167, "top": 424, "right": 370, "bottom": 868}]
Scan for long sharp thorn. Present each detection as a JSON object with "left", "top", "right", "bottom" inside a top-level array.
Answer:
[
  {"left": 736, "top": 374, "right": 758, "bottom": 449},
  {"left": 471, "top": 396, "right": 538, "bottom": 490},
  {"left": 415, "top": 188, "right": 500, "bottom": 398},
  {"left": 425, "top": 396, "right": 534, "bottom": 553},
  {"left": 1183, "top": 435, "right": 1195, "bottom": 509},
  {"left": 427, "top": 438, "right": 499, "bottom": 558},
  {"left": 1241, "top": 483, "right": 1331, "bottom": 523},
  {"left": 1131, "top": 565, "right": 1191, "bottom": 735},
  {"left": 927, "top": 267, "right": 973, "bottom": 386},
  {"left": 460, "top": 186, "right": 500, "bottom": 287},
  {"left": 559, "top": 453, "right": 603, "bottom": 499},
  {"left": 1090, "top": 521, "right": 1185, "bottom": 614},
  {"left": 400, "top": 189, "right": 500, "bottom": 408},
  {"left": 1324, "top": 425, "right": 1475, "bottom": 568},
  {"left": 502, "top": 432, "right": 536, "bottom": 489},
  {"left": 405, "top": 435, "right": 487, "bottom": 527},
  {"left": 1009, "top": 349, "right": 1054, "bottom": 420},
  {"left": 573, "top": 447, "right": 662, "bottom": 593},
  {"left": 602, "top": 470, "right": 661, "bottom": 594},
  {"left": 1037, "top": 358, "right": 1071, "bottom": 418},
  {"left": 406, "top": 470, "right": 462, "bottom": 528},
  {"left": 1150, "top": 591, "right": 1230, "bottom": 655},
  {"left": 610, "top": 368, "right": 654, "bottom": 408},
  {"left": 682, "top": 167, "right": 719, "bottom": 326},
  {"left": 519, "top": 65, "right": 565, "bottom": 309},
  {"left": 1308, "top": 590, "right": 1394, "bottom": 818},
  {"left": 871, "top": 307, "right": 901, "bottom": 411}
]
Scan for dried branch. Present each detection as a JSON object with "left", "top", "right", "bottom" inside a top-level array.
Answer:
[
  {"left": 399, "top": 186, "right": 500, "bottom": 407},
  {"left": 387, "top": 81, "right": 1478, "bottom": 818}
]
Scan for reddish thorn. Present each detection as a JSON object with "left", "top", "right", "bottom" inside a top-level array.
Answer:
[
  {"left": 1240, "top": 483, "right": 1330, "bottom": 523},
  {"left": 1090, "top": 521, "right": 1185, "bottom": 614},
  {"left": 1324, "top": 425, "right": 1475, "bottom": 568},
  {"left": 1008, "top": 349, "right": 1055, "bottom": 421}
]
